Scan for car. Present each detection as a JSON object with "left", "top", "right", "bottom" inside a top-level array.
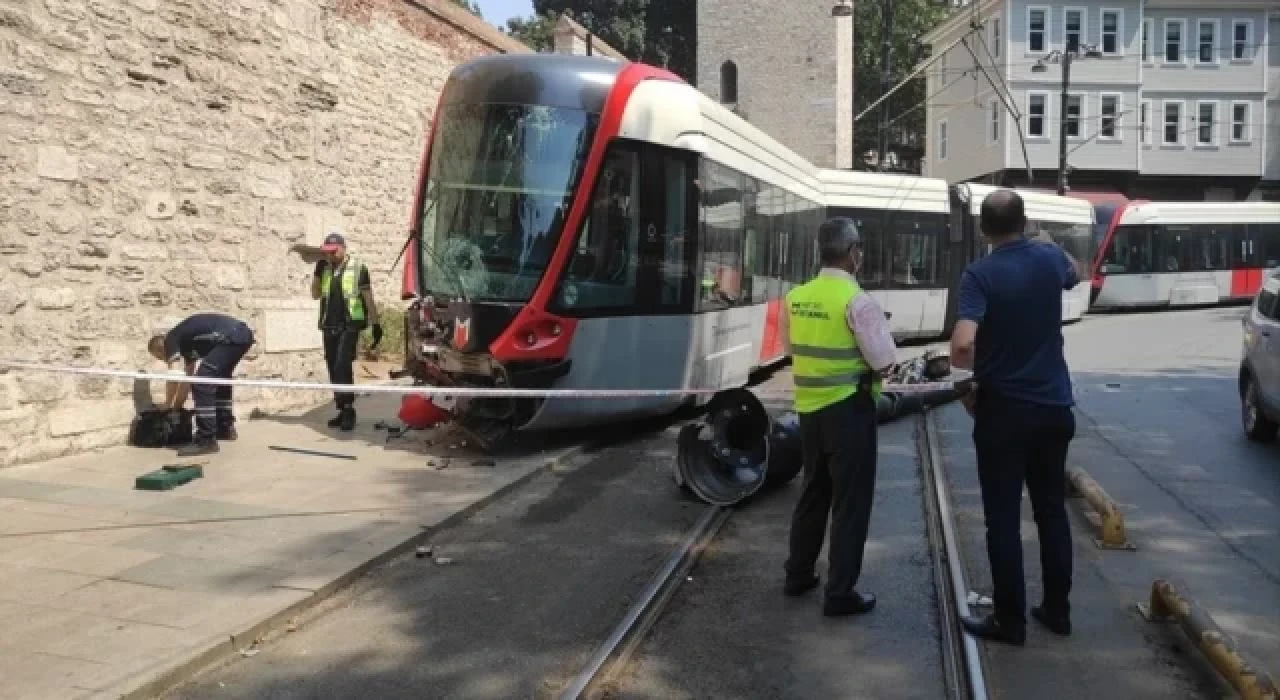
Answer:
[{"left": 1239, "top": 270, "right": 1280, "bottom": 442}]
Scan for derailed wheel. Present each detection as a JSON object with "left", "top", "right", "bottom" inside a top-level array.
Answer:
[{"left": 673, "top": 389, "right": 805, "bottom": 506}]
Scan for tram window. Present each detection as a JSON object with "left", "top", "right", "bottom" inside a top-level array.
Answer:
[
  {"left": 1187, "top": 224, "right": 1230, "bottom": 271},
  {"left": 762, "top": 184, "right": 786, "bottom": 299},
  {"left": 889, "top": 212, "right": 941, "bottom": 288},
  {"left": 555, "top": 148, "right": 641, "bottom": 310},
  {"left": 1255, "top": 223, "right": 1280, "bottom": 268},
  {"left": 1102, "top": 225, "right": 1154, "bottom": 274},
  {"left": 698, "top": 161, "right": 744, "bottom": 311}
]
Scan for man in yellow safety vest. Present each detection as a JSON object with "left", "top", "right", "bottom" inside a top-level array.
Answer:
[
  {"left": 779, "top": 217, "right": 898, "bottom": 617},
  {"left": 311, "top": 233, "right": 382, "bottom": 431}
]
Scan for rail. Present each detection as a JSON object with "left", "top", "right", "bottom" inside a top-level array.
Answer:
[
  {"left": 1138, "top": 580, "right": 1279, "bottom": 700},
  {"left": 558, "top": 505, "right": 732, "bottom": 700},
  {"left": 922, "top": 410, "right": 990, "bottom": 700},
  {"left": 1065, "top": 467, "right": 1134, "bottom": 550}
]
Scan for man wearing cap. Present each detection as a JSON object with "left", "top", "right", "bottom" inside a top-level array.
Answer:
[
  {"left": 311, "top": 233, "right": 382, "bottom": 431},
  {"left": 779, "top": 217, "right": 898, "bottom": 617}
]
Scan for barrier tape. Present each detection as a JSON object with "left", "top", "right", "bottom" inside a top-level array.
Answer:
[{"left": 0, "top": 360, "right": 972, "bottom": 399}]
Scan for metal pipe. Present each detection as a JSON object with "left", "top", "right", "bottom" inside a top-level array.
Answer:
[
  {"left": 1144, "top": 580, "right": 1279, "bottom": 700},
  {"left": 1065, "top": 466, "right": 1131, "bottom": 549}
]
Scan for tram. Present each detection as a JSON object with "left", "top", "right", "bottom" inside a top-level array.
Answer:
[
  {"left": 821, "top": 170, "right": 953, "bottom": 339},
  {"left": 1091, "top": 201, "right": 1280, "bottom": 309},
  {"left": 949, "top": 184, "right": 1095, "bottom": 322},
  {"left": 397, "top": 54, "right": 828, "bottom": 447}
]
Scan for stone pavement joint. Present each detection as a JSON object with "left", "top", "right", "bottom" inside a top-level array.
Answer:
[{"left": 0, "top": 395, "right": 593, "bottom": 700}]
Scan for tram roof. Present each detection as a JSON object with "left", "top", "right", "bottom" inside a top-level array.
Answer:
[
  {"left": 819, "top": 170, "right": 950, "bottom": 214},
  {"left": 443, "top": 53, "right": 627, "bottom": 114},
  {"left": 1118, "top": 200, "right": 1280, "bottom": 225},
  {"left": 956, "top": 183, "right": 1094, "bottom": 224}
]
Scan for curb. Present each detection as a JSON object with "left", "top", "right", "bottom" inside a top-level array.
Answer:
[{"left": 122, "top": 440, "right": 593, "bottom": 700}]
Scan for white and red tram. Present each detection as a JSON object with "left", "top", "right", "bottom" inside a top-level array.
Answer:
[
  {"left": 395, "top": 54, "right": 1089, "bottom": 446},
  {"left": 1091, "top": 201, "right": 1280, "bottom": 309},
  {"left": 950, "top": 184, "right": 1096, "bottom": 323}
]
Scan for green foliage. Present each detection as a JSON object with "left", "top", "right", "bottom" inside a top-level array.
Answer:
[
  {"left": 505, "top": 13, "right": 557, "bottom": 52},
  {"left": 359, "top": 307, "right": 407, "bottom": 362},
  {"left": 525, "top": 0, "right": 696, "bottom": 80},
  {"left": 450, "top": 0, "right": 483, "bottom": 18},
  {"left": 853, "top": 0, "right": 951, "bottom": 170}
]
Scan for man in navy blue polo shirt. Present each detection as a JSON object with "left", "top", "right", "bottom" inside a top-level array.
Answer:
[{"left": 949, "top": 189, "right": 1077, "bottom": 647}]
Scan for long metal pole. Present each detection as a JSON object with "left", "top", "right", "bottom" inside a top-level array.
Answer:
[
  {"left": 878, "top": 0, "right": 894, "bottom": 171},
  {"left": 1056, "top": 52, "right": 1072, "bottom": 195}
]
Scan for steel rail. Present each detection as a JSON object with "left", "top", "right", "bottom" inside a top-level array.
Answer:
[
  {"left": 558, "top": 504, "right": 732, "bottom": 700},
  {"left": 922, "top": 410, "right": 991, "bottom": 700}
]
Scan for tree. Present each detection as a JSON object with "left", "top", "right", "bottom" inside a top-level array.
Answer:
[
  {"left": 853, "top": 0, "right": 950, "bottom": 171},
  {"left": 450, "top": 0, "right": 482, "bottom": 18},
  {"left": 505, "top": 13, "right": 557, "bottom": 53},
  {"left": 527, "top": 0, "right": 695, "bottom": 80}
]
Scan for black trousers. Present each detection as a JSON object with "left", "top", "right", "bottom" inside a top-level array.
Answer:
[
  {"left": 192, "top": 334, "right": 253, "bottom": 439},
  {"left": 785, "top": 390, "right": 878, "bottom": 601},
  {"left": 323, "top": 328, "right": 361, "bottom": 409},
  {"left": 973, "top": 393, "right": 1076, "bottom": 627}
]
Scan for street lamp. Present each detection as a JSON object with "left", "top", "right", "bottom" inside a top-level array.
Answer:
[{"left": 1032, "top": 45, "right": 1103, "bottom": 195}]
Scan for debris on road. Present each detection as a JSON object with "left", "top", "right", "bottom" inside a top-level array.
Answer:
[{"left": 416, "top": 545, "right": 434, "bottom": 559}]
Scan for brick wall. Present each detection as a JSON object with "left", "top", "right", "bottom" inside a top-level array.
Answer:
[{"left": 0, "top": 0, "right": 527, "bottom": 466}]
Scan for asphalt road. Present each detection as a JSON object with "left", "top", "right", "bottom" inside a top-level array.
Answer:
[
  {"left": 166, "top": 421, "right": 706, "bottom": 700},
  {"left": 611, "top": 417, "right": 946, "bottom": 700},
  {"left": 936, "top": 305, "right": 1279, "bottom": 700}
]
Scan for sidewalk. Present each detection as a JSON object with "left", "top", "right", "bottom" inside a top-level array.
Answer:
[
  {"left": 0, "top": 383, "right": 585, "bottom": 700},
  {"left": 931, "top": 403, "right": 1218, "bottom": 700}
]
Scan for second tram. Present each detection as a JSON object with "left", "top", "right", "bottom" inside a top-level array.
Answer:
[
  {"left": 950, "top": 184, "right": 1096, "bottom": 322},
  {"left": 1092, "top": 201, "right": 1280, "bottom": 309}
]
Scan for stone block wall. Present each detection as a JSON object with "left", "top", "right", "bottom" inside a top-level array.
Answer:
[{"left": 0, "top": 0, "right": 528, "bottom": 466}]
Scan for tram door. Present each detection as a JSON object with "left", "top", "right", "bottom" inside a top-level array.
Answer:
[
  {"left": 942, "top": 186, "right": 977, "bottom": 335},
  {"left": 634, "top": 147, "right": 699, "bottom": 314}
]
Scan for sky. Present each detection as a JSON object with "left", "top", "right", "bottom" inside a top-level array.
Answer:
[{"left": 475, "top": 0, "right": 534, "bottom": 25}]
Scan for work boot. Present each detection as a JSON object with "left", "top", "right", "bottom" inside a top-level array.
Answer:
[
  {"left": 217, "top": 424, "right": 238, "bottom": 441},
  {"left": 327, "top": 410, "right": 344, "bottom": 428},
  {"left": 339, "top": 406, "right": 356, "bottom": 432},
  {"left": 823, "top": 591, "right": 877, "bottom": 617},
  {"left": 177, "top": 438, "right": 220, "bottom": 458},
  {"left": 1031, "top": 605, "right": 1071, "bottom": 636},
  {"left": 783, "top": 574, "right": 820, "bottom": 597}
]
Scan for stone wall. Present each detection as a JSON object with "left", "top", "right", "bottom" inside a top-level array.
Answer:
[
  {"left": 0, "top": 0, "right": 527, "bottom": 466},
  {"left": 696, "top": 0, "right": 842, "bottom": 169}
]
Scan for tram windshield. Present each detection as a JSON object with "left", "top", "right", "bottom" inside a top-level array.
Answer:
[
  {"left": 416, "top": 103, "right": 598, "bottom": 302},
  {"left": 1026, "top": 220, "right": 1092, "bottom": 283}
]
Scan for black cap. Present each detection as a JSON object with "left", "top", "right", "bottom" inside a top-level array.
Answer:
[{"left": 321, "top": 233, "right": 346, "bottom": 251}]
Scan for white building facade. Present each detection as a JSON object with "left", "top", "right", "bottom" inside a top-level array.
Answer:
[{"left": 923, "top": 0, "right": 1280, "bottom": 200}]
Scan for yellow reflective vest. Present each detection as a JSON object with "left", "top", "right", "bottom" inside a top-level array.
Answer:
[
  {"left": 318, "top": 258, "right": 367, "bottom": 328},
  {"left": 786, "top": 274, "right": 878, "bottom": 414}
]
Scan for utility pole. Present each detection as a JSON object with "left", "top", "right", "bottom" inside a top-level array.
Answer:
[
  {"left": 878, "top": 0, "right": 894, "bottom": 171},
  {"left": 1056, "top": 50, "right": 1073, "bottom": 195}
]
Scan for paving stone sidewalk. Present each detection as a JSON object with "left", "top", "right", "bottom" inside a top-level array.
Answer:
[{"left": 0, "top": 389, "right": 581, "bottom": 700}]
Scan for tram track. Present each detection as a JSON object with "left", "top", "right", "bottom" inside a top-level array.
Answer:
[{"left": 557, "top": 408, "right": 990, "bottom": 700}]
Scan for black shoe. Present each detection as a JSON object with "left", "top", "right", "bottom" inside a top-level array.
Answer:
[
  {"left": 327, "top": 412, "right": 344, "bottom": 428},
  {"left": 1031, "top": 606, "right": 1071, "bottom": 636},
  {"left": 784, "top": 574, "right": 820, "bottom": 597},
  {"left": 960, "top": 614, "right": 1026, "bottom": 646},
  {"left": 177, "top": 439, "right": 220, "bottom": 458},
  {"left": 217, "top": 424, "right": 238, "bottom": 441},
  {"left": 822, "top": 591, "right": 876, "bottom": 617},
  {"left": 339, "top": 407, "right": 356, "bottom": 432}
]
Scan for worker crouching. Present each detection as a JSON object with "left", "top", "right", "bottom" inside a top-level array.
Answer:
[{"left": 147, "top": 313, "right": 256, "bottom": 457}]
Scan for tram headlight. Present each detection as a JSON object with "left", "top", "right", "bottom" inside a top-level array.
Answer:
[{"left": 550, "top": 323, "right": 561, "bottom": 337}]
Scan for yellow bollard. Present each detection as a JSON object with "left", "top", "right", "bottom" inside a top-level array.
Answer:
[
  {"left": 1139, "top": 580, "right": 1279, "bottom": 700},
  {"left": 1065, "top": 466, "right": 1134, "bottom": 550}
]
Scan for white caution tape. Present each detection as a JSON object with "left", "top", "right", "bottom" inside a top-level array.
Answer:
[{"left": 0, "top": 360, "right": 971, "bottom": 399}]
